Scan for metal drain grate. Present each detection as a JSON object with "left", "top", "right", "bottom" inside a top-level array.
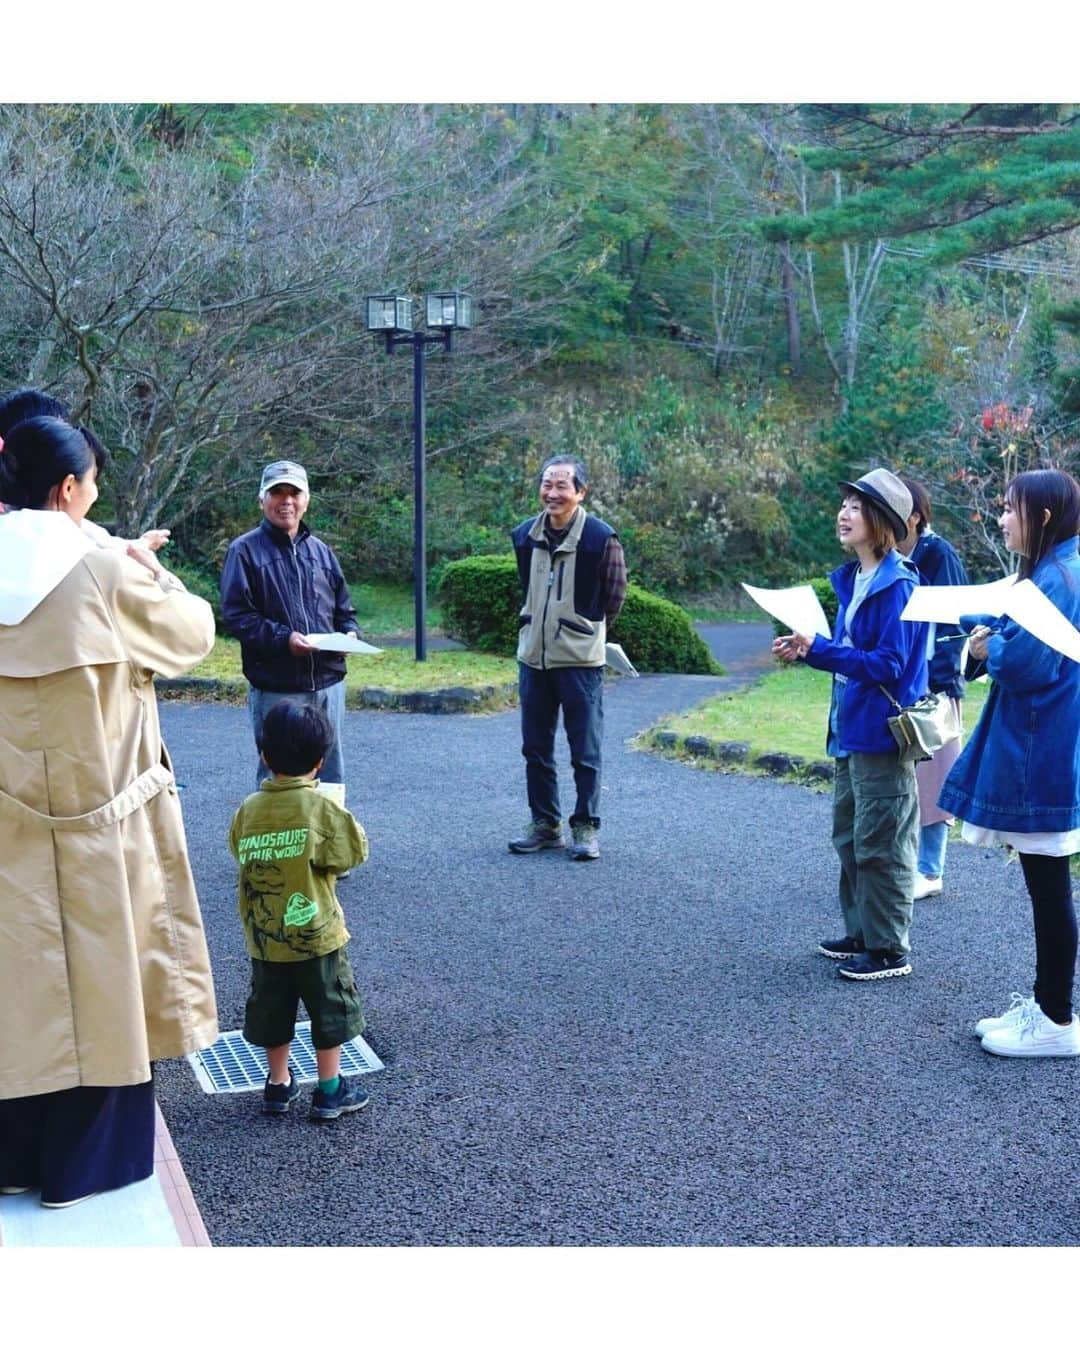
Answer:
[{"left": 187, "top": 1023, "right": 384, "bottom": 1095}]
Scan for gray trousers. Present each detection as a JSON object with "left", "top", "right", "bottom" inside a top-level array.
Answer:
[
  {"left": 248, "top": 681, "right": 346, "bottom": 787},
  {"left": 832, "top": 752, "right": 919, "bottom": 956}
]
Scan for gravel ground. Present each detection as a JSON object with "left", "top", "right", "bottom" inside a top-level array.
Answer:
[{"left": 154, "top": 649, "right": 1080, "bottom": 1247}]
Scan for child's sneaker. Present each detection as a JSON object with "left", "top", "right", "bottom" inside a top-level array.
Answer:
[
  {"left": 309, "top": 1075, "right": 370, "bottom": 1121},
  {"left": 262, "top": 1070, "right": 301, "bottom": 1114}
]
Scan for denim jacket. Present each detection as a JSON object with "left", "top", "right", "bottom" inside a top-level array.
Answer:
[
  {"left": 938, "top": 537, "right": 1080, "bottom": 832},
  {"left": 803, "top": 550, "right": 928, "bottom": 755}
]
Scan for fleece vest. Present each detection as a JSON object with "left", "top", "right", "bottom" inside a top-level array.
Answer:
[{"left": 511, "top": 508, "right": 615, "bottom": 669}]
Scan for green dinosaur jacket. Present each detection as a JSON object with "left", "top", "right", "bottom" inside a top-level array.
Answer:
[{"left": 228, "top": 777, "right": 369, "bottom": 962}]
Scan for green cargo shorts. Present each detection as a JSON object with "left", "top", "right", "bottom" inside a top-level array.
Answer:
[{"left": 244, "top": 946, "right": 365, "bottom": 1050}]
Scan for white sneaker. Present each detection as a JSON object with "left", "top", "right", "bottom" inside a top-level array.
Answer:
[
  {"left": 913, "top": 874, "right": 943, "bottom": 900},
  {"left": 980, "top": 1002, "right": 1080, "bottom": 1057},
  {"left": 973, "top": 993, "right": 1034, "bottom": 1039}
]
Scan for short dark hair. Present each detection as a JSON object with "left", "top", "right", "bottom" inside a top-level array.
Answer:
[
  {"left": 0, "top": 416, "right": 95, "bottom": 509},
  {"left": 841, "top": 490, "right": 899, "bottom": 560},
  {"left": 0, "top": 387, "right": 71, "bottom": 438},
  {"left": 258, "top": 702, "right": 333, "bottom": 777},
  {"left": 1006, "top": 468, "right": 1080, "bottom": 581},
  {"left": 898, "top": 475, "right": 932, "bottom": 533},
  {"left": 538, "top": 456, "right": 588, "bottom": 492}
]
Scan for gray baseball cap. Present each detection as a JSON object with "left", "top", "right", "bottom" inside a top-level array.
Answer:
[
  {"left": 838, "top": 467, "right": 912, "bottom": 540},
  {"left": 259, "top": 460, "right": 309, "bottom": 495}
]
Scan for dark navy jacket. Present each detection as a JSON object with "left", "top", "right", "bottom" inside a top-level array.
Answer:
[
  {"left": 220, "top": 518, "right": 358, "bottom": 693},
  {"left": 910, "top": 529, "right": 969, "bottom": 699},
  {"left": 939, "top": 538, "right": 1080, "bottom": 832},
  {"left": 803, "top": 550, "right": 928, "bottom": 755}
]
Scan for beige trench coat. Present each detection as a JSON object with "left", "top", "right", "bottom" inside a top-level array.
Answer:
[{"left": 0, "top": 542, "right": 219, "bottom": 1099}]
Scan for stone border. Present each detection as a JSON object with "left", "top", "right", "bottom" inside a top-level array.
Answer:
[
  {"left": 156, "top": 675, "right": 518, "bottom": 714},
  {"left": 645, "top": 728, "right": 834, "bottom": 785}
]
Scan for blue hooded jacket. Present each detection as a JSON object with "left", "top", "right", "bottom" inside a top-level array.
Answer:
[
  {"left": 803, "top": 550, "right": 928, "bottom": 755},
  {"left": 910, "top": 529, "right": 968, "bottom": 699},
  {"left": 938, "top": 537, "right": 1080, "bottom": 832}
]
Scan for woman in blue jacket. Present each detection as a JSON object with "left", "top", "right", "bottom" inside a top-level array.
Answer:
[
  {"left": 775, "top": 469, "right": 928, "bottom": 982},
  {"left": 939, "top": 468, "right": 1080, "bottom": 1058},
  {"left": 897, "top": 476, "right": 970, "bottom": 899}
]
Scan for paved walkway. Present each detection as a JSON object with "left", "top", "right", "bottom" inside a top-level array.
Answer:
[{"left": 7, "top": 623, "right": 1080, "bottom": 1246}]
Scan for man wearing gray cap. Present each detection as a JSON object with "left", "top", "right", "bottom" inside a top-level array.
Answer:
[{"left": 221, "top": 460, "right": 360, "bottom": 787}]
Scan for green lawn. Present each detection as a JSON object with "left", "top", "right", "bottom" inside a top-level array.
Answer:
[
  {"left": 349, "top": 581, "right": 443, "bottom": 638},
  {"left": 650, "top": 662, "right": 990, "bottom": 764},
  {"left": 188, "top": 635, "right": 515, "bottom": 693}
]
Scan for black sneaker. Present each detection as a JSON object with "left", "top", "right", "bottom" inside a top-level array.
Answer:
[
  {"left": 309, "top": 1075, "right": 370, "bottom": 1121},
  {"left": 262, "top": 1070, "right": 301, "bottom": 1114},
  {"left": 817, "top": 935, "right": 865, "bottom": 960},
  {"left": 508, "top": 821, "right": 564, "bottom": 853},
  {"left": 837, "top": 950, "right": 912, "bottom": 981}
]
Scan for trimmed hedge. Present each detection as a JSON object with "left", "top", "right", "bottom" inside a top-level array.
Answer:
[
  {"left": 436, "top": 554, "right": 524, "bottom": 655},
  {"left": 437, "top": 554, "right": 722, "bottom": 675}
]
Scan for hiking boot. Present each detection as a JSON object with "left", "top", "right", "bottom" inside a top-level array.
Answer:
[
  {"left": 568, "top": 823, "right": 600, "bottom": 861},
  {"left": 973, "top": 993, "right": 1035, "bottom": 1039},
  {"left": 980, "top": 1003, "right": 1080, "bottom": 1058},
  {"left": 913, "top": 874, "right": 943, "bottom": 900},
  {"left": 309, "top": 1075, "right": 370, "bottom": 1121},
  {"left": 837, "top": 949, "right": 912, "bottom": 981},
  {"left": 508, "top": 820, "right": 565, "bottom": 853},
  {"left": 262, "top": 1069, "right": 301, "bottom": 1115},
  {"left": 817, "top": 935, "right": 865, "bottom": 960}
]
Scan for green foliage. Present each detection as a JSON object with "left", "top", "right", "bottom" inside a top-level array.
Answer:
[
  {"left": 437, "top": 555, "right": 720, "bottom": 674},
  {"left": 525, "top": 107, "right": 684, "bottom": 353},
  {"left": 169, "top": 561, "right": 224, "bottom": 629},
  {"left": 827, "top": 317, "right": 951, "bottom": 464},
  {"left": 1051, "top": 300, "right": 1080, "bottom": 414},
  {"left": 436, "top": 554, "right": 524, "bottom": 655},
  {"left": 760, "top": 105, "right": 1080, "bottom": 262},
  {"left": 608, "top": 585, "right": 722, "bottom": 674}
]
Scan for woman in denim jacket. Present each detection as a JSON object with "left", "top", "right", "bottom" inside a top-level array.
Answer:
[
  {"left": 773, "top": 469, "right": 928, "bottom": 983},
  {"left": 939, "top": 468, "right": 1080, "bottom": 1058}
]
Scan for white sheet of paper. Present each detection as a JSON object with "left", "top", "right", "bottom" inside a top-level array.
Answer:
[
  {"left": 605, "top": 643, "right": 639, "bottom": 677},
  {"left": 1002, "top": 580, "right": 1080, "bottom": 665},
  {"left": 900, "top": 575, "right": 1019, "bottom": 624},
  {"left": 305, "top": 632, "right": 383, "bottom": 654},
  {"left": 741, "top": 582, "right": 831, "bottom": 638},
  {"left": 315, "top": 781, "right": 346, "bottom": 807}
]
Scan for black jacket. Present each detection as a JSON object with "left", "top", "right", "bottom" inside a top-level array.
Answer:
[{"left": 220, "top": 518, "right": 359, "bottom": 693}]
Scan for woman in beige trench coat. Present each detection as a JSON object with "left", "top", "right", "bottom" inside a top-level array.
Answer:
[{"left": 0, "top": 415, "right": 218, "bottom": 1208}]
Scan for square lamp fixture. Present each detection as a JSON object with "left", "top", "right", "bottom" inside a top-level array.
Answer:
[
  {"left": 365, "top": 294, "right": 413, "bottom": 334},
  {"left": 425, "top": 291, "right": 472, "bottom": 331}
]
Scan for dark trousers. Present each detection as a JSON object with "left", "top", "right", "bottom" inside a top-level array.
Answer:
[
  {"left": 0, "top": 1078, "right": 155, "bottom": 1205},
  {"left": 1019, "top": 853, "right": 1078, "bottom": 1024},
  {"left": 518, "top": 663, "right": 604, "bottom": 829}
]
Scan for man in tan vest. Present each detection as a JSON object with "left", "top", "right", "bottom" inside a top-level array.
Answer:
[{"left": 508, "top": 456, "right": 627, "bottom": 861}]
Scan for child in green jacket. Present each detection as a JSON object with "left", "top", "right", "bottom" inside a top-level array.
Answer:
[{"left": 228, "top": 701, "right": 370, "bottom": 1119}]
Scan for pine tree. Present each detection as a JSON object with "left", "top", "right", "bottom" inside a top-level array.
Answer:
[{"left": 759, "top": 105, "right": 1080, "bottom": 263}]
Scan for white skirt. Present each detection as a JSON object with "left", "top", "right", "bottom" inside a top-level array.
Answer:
[{"left": 960, "top": 822, "right": 1080, "bottom": 858}]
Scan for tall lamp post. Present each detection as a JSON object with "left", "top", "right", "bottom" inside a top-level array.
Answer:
[{"left": 365, "top": 291, "right": 473, "bottom": 661}]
